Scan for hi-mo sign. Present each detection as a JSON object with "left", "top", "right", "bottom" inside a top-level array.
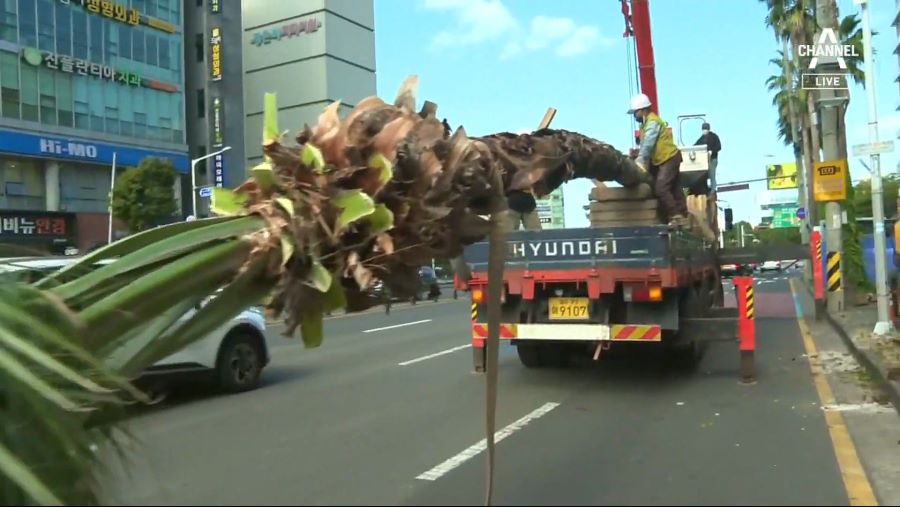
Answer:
[{"left": 813, "top": 159, "right": 847, "bottom": 202}]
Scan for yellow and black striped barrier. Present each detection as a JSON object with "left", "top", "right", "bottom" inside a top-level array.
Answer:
[
  {"left": 827, "top": 251, "right": 842, "bottom": 292},
  {"left": 471, "top": 303, "right": 478, "bottom": 322},
  {"left": 745, "top": 285, "right": 755, "bottom": 320},
  {"left": 816, "top": 241, "right": 823, "bottom": 264}
]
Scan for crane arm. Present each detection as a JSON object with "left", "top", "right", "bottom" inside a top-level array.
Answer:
[{"left": 622, "top": 0, "right": 659, "bottom": 115}]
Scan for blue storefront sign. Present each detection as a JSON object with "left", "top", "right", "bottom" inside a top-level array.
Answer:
[{"left": 0, "top": 128, "right": 189, "bottom": 172}]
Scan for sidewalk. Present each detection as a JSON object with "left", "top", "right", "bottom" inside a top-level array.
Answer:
[
  {"left": 796, "top": 273, "right": 900, "bottom": 414},
  {"left": 827, "top": 304, "right": 900, "bottom": 413}
]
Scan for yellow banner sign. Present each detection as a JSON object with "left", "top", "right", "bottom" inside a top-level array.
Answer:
[
  {"left": 767, "top": 162, "right": 799, "bottom": 190},
  {"left": 814, "top": 159, "right": 847, "bottom": 202}
]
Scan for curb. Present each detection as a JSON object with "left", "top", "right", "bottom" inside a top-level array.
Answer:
[{"left": 794, "top": 277, "right": 900, "bottom": 416}]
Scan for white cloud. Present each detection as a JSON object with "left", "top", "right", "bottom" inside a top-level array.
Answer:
[
  {"left": 557, "top": 26, "right": 607, "bottom": 57},
  {"left": 425, "top": 0, "right": 519, "bottom": 49},
  {"left": 422, "top": 1, "right": 614, "bottom": 59}
]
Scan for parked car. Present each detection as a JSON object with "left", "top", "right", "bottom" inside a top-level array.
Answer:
[
  {"left": 760, "top": 260, "right": 782, "bottom": 272},
  {"left": 0, "top": 256, "right": 270, "bottom": 394},
  {"left": 720, "top": 263, "right": 752, "bottom": 278}
]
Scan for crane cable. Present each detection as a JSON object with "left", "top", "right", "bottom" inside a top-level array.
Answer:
[{"left": 622, "top": 0, "right": 641, "bottom": 146}]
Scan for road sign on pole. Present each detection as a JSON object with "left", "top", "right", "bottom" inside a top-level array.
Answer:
[
  {"left": 852, "top": 140, "right": 895, "bottom": 157},
  {"left": 797, "top": 207, "right": 807, "bottom": 220},
  {"left": 717, "top": 183, "right": 751, "bottom": 193},
  {"left": 813, "top": 160, "right": 848, "bottom": 202},
  {"left": 199, "top": 186, "right": 213, "bottom": 198}
]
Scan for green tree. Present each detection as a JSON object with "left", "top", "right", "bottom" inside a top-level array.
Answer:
[
  {"left": 724, "top": 221, "right": 753, "bottom": 246},
  {"left": 111, "top": 157, "right": 178, "bottom": 233},
  {"left": 853, "top": 174, "right": 900, "bottom": 219},
  {"left": 755, "top": 226, "right": 801, "bottom": 245}
]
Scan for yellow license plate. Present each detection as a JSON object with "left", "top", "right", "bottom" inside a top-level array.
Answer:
[{"left": 549, "top": 298, "right": 589, "bottom": 320}]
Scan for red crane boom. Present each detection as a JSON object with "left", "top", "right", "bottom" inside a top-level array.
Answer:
[{"left": 622, "top": 0, "right": 659, "bottom": 115}]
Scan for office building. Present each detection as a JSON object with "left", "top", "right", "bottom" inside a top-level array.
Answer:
[
  {"left": 0, "top": 0, "right": 189, "bottom": 254},
  {"left": 536, "top": 188, "right": 566, "bottom": 229},
  {"left": 184, "top": 0, "right": 376, "bottom": 215}
]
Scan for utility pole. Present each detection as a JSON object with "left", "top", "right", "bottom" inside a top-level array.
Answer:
[
  {"left": 858, "top": 0, "right": 893, "bottom": 334},
  {"left": 814, "top": 0, "right": 845, "bottom": 314},
  {"left": 783, "top": 39, "right": 810, "bottom": 245}
]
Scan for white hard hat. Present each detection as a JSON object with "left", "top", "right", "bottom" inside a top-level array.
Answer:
[{"left": 628, "top": 93, "right": 652, "bottom": 113}]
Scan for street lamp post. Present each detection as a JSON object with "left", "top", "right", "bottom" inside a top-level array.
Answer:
[
  {"left": 190, "top": 146, "right": 232, "bottom": 218},
  {"left": 857, "top": 0, "right": 892, "bottom": 334}
]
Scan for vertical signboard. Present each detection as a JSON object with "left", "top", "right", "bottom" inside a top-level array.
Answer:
[
  {"left": 210, "top": 27, "right": 222, "bottom": 81},
  {"left": 213, "top": 153, "right": 225, "bottom": 188},
  {"left": 210, "top": 0, "right": 220, "bottom": 14},
  {"left": 211, "top": 97, "right": 224, "bottom": 148}
]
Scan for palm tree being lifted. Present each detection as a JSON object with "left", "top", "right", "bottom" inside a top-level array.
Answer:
[{"left": 0, "top": 76, "right": 652, "bottom": 505}]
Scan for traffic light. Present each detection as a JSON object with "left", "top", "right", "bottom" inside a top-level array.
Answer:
[{"left": 724, "top": 208, "right": 734, "bottom": 231}]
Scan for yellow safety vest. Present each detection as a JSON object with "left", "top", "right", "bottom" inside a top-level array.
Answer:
[{"left": 641, "top": 112, "right": 680, "bottom": 166}]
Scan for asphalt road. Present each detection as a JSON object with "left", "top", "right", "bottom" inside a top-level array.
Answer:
[{"left": 101, "top": 273, "right": 882, "bottom": 506}]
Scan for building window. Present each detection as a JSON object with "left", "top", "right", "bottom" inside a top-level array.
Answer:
[
  {"left": 105, "top": 106, "right": 119, "bottom": 135},
  {"left": 118, "top": 24, "right": 131, "bottom": 60},
  {"left": 105, "top": 22, "right": 118, "bottom": 58},
  {"left": 18, "top": 0, "right": 36, "bottom": 47},
  {"left": 0, "top": 50, "right": 19, "bottom": 119},
  {"left": 146, "top": 33, "right": 158, "bottom": 66},
  {"left": 38, "top": 67, "right": 55, "bottom": 125},
  {"left": 55, "top": 1, "right": 71, "bottom": 56},
  {"left": 196, "top": 88, "right": 204, "bottom": 118},
  {"left": 56, "top": 73, "right": 73, "bottom": 127},
  {"left": 74, "top": 100, "right": 88, "bottom": 129},
  {"left": 159, "top": 39, "right": 170, "bottom": 69},
  {"left": 72, "top": 10, "right": 87, "bottom": 59},
  {"left": 20, "top": 64, "right": 38, "bottom": 122},
  {"left": 132, "top": 30, "right": 144, "bottom": 62},
  {"left": 88, "top": 15, "right": 102, "bottom": 62},
  {"left": 0, "top": 0, "right": 17, "bottom": 43},
  {"left": 134, "top": 111, "right": 147, "bottom": 138},
  {"left": 36, "top": 0, "right": 52, "bottom": 51}
]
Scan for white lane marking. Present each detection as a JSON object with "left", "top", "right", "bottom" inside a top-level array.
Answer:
[
  {"left": 363, "top": 319, "right": 432, "bottom": 334},
  {"left": 416, "top": 402, "right": 561, "bottom": 481},
  {"left": 398, "top": 344, "right": 472, "bottom": 366},
  {"left": 822, "top": 403, "right": 895, "bottom": 414}
]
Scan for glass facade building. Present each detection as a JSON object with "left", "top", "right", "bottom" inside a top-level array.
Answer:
[
  {"left": 1, "top": 0, "right": 185, "bottom": 142},
  {"left": 0, "top": 0, "right": 188, "bottom": 254}
]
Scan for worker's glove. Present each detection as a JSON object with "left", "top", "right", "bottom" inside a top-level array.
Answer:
[
  {"left": 629, "top": 148, "right": 639, "bottom": 159},
  {"left": 634, "top": 159, "right": 648, "bottom": 173}
]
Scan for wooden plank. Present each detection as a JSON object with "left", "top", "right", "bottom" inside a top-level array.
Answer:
[
  {"left": 590, "top": 220, "right": 662, "bottom": 228},
  {"left": 589, "top": 209, "right": 660, "bottom": 221},
  {"left": 420, "top": 101, "right": 438, "bottom": 119},
  {"left": 590, "top": 184, "right": 654, "bottom": 201},
  {"left": 538, "top": 107, "right": 557, "bottom": 129},
  {"left": 587, "top": 200, "right": 659, "bottom": 212}
]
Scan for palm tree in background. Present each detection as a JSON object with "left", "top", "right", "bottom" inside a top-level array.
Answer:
[{"left": 761, "top": 0, "right": 872, "bottom": 290}]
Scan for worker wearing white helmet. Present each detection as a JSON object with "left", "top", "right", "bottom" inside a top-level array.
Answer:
[{"left": 627, "top": 93, "right": 688, "bottom": 228}]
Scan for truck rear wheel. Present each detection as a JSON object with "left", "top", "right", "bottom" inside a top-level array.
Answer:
[
  {"left": 516, "top": 343, "right": 543, "bottom": 368},
  {"left": 540, "top": 345, "right": 571, "bottom": 368}
]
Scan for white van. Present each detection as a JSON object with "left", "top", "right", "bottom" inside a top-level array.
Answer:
[{"left": 0, "top": 256, "right": 270, "bottom": 393}]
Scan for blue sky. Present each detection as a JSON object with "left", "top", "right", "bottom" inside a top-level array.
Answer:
[{"left": 372, "top": 0, "right": 900, "bottom": 228}]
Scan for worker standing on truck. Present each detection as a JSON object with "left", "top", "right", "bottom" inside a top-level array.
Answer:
[
  {"left": 695, "top": 122, "right": 722, "bottom": 193},
  {"left": 627, "top": 93, "right": 688, "bottom": 228},
  {"left": 503, "top": 188, "right": 543, "bottom": 232}
]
